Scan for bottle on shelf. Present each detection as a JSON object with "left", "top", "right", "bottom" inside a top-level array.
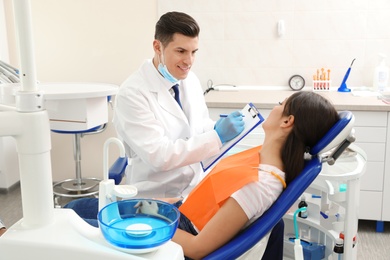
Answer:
[
  {"left": 298, "top": 195, "right": 308, "bottom": 218},
  {"left": 333, "top": 237, "right": 344, "bottom": 259},
  {"left": 373, "top": 53, "right": 389, "bottom": 92}
]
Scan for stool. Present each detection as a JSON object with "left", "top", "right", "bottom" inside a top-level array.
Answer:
[{"left": 53, "top": 124, "right": 107, "bottom": 206}]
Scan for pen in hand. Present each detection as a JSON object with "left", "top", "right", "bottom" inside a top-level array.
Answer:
[{"left": 219, "top": 114, "right": 245, "bottom": 118}]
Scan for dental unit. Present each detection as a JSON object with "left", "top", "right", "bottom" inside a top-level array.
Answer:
[{"left": 0, "top": 1, "right": 182, "bottom": 259}]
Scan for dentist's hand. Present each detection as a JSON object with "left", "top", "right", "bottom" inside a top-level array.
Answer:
[{"left": 215, "top": 111, "right": 245, "bottom": 144}]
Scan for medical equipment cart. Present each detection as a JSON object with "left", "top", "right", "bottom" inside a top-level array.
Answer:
[{"left": 283, "top": 144, "right": 366, "bottom": 260}]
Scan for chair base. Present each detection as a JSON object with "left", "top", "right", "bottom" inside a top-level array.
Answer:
[
  {"left": 53, "top": 178, "right": 100, "bottom": 198},
  {"left": 53, "top": 178, "right": 100, "bottom": 208}
]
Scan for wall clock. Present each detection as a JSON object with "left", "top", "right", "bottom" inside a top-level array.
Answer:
[{"left": 288, "top": 75, "right": 305, "bottom": 91}]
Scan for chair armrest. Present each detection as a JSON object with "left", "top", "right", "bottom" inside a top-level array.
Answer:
[{"left": 108, "top": 157, "right": 127, "bottom": 185}]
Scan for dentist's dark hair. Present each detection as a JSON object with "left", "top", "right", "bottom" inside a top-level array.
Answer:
[
  {"left": 282, "top": 92, "right": 339, "bottom": 185},
  {"left": 155, "top": 11, "right": 200, "bottom": 47}
]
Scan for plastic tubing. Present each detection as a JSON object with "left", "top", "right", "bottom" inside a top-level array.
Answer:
[{"left": 294, "top": 207, "right": 307, "bottom": 239}]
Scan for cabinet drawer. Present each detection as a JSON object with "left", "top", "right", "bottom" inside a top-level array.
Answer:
[
  {"left": 353, "top": 111, "right": 387, "bottom": 127},
  {"left": 355, "top": 142, "right": 385, "bottom": 162},
  {"left": 360, "top": 161, "right": 384, "bottom": 191},
  {"left": 359, "top": 191, "right": 382, "bottom": 220},
  {"left": 354, "top": 127, "right": 386, "bottom": 143},
  {"left": 381, "top": 198, "right": 390, "bottom": 221}
]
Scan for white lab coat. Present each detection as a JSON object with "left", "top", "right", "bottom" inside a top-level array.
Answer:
[{"left": 113, "top": 59, "right": 222, "bottom": 198}]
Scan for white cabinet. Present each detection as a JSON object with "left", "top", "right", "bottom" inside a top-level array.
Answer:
[
  {"left": 382, "top": 113, "right": 390, "bottom": 222},
  {"left": 352, "top": 111, "right": 387, "bottom": 223},
  {"left": 283, "top": 145, "right": 365, "bottom": 259}
]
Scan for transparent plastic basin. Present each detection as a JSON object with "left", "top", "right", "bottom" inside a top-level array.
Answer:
[{"left": 98, "top": 199, "right": 180, "bottom": 253}]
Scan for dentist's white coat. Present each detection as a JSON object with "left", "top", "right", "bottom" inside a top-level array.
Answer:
[{"left": 113, "top": 59, "right": 222, "bottom": 198}]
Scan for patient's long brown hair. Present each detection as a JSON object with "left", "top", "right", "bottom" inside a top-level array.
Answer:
[{"left": 281, "top": 92, "right": 339, "bottom": 185}]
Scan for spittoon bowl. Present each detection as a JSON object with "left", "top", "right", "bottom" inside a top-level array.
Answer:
[{"left": 98, "top": 199, "right": 180, "bottom": 254}]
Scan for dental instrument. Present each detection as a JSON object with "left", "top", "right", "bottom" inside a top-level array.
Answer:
[
  {"left": 203, "top": 79, "right": 237, "bottom": 95},
  {"left": 219, "top": 114, "right": 245, "bottom": 117},
  {"left": 338, "top": 58, "right": 356, "bottom": 92}
]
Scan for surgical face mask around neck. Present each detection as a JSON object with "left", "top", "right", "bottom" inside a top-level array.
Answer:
[{"left": 157, "top": 50, "right": 178, "bottom": 84}]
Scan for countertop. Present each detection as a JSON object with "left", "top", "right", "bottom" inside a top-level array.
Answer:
[{"left": 204, "top": 87, "right": 390, "bottom": 112}]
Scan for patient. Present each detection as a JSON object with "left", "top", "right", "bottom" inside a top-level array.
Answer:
[
  {"left": 66, "top": 92, "right": 339, "bottom": 259},
  {"left": 165, "top": 91, "right": 339, "bottom": 259}
]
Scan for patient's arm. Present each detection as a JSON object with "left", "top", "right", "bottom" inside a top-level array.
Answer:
[
  {"left": 172, "top": 197, "right": 248, "bottom": 259},
  {"left": 155, "top": 197, "right": 183, "bottom": 204}
]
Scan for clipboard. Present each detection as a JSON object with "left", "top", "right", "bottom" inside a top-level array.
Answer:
[{"left": 201, "top": 102, "right": 264, "bottom": 171}]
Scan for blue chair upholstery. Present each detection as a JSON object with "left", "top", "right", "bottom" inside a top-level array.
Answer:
[
  {"left": 203, "top": 111, "right": 355, "bottom": 260},
  {"left": 204, "top": 159, "right": 321, "bottom": 260},
  {"left": 108, "top": 157, "right": 127, "bottom": 185}
]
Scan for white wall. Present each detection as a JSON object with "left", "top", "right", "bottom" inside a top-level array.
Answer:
[
  {"left": 2, "top": 0, "right": 390, "bottom": 186},
  {"left": 3, "top": 0, "right": 157, "bottom": 184},
  {"left": 158, "top": 0, "right": 390, "bottom": 89}
]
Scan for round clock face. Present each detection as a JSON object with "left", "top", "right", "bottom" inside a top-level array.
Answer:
[{"left": 289, "top": 75, "right": 305, "bottom": 91}]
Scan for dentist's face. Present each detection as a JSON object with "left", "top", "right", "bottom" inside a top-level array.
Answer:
[{"left": 156, "top": 33, "right": 199, "bottom": 80}]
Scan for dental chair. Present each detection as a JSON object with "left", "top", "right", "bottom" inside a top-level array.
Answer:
[
  {"left": 204, "top": 111, "right": 355, "bottom": 259},
  {"left": 107, "top": 111, "right": 355, "bottom": 259},
  {"left": 108, "top": 155, "right": 127, "bottom": 185}
]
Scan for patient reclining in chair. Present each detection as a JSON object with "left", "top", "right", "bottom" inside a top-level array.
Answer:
[{"left": 65, "top": 91, "right": 340, "bottom": 259}]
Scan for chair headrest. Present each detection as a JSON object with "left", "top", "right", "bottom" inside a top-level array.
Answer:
[{"left": 310, "top": 111, "right": 355, "bottom": 156}]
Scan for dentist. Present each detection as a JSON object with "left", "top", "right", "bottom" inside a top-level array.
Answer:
[{"left": 112, "top": 11, "right": 244, "bottom": 198}]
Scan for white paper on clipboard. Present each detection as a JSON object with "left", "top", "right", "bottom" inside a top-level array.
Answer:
[{"left": 201, "top": 102, "right": 264, "bottom": 172}]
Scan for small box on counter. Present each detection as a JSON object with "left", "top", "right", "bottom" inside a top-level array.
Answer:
[
  {"left": 313, "top": 80, "right": 331, "bottom": 91},
  {"left": 313, "top": 68, "right": 331, "bottom": 91}
]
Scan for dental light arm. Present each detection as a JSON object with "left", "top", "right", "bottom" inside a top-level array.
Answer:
[{"left": 0, "top": 0, "right": 54, "bottom": 228}]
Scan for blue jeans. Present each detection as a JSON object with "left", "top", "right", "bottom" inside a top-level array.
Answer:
[
  {"left": 64, "top": 198, "right": 284, "bottom": 259},
  {"left": 63, "top": 198, "right": 99, "bottom": 227}
]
